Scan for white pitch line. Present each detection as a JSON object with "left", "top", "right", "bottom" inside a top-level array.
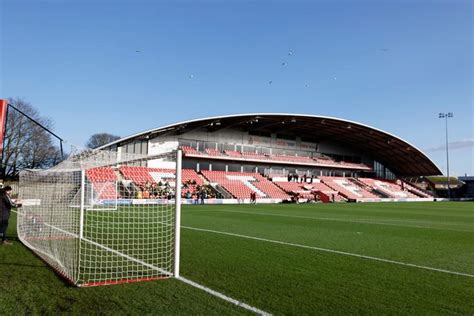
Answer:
[
  {"left": 177, "top": 276, "right": 271, "bottom": 316},
  {"left": 14, "top": 211, "right": 270, "bottom": 315},
  {"left": 192, "top": 208, "right": 474, "bottom": 233},
  {"left": 183, "top": 225, "right": 474, "bottom": 278}
]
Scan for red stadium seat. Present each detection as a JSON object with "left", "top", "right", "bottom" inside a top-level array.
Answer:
[{"left": 201, "top": 170, "right": 289, "bottom": 199}]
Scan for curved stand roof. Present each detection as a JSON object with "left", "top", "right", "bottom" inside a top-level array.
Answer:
[{"left": 100, "top": 113, "right": 441, "bottom": 177}]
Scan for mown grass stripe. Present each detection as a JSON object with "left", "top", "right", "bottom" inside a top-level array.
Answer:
[
  {"left": 183, "top": 225, "right": 474, "bottom": 278},
  {"left": 190, "top": 208, "right": 474, "bottom": 232}
]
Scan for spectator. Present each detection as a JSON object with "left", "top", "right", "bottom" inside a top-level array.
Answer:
[
  {"left": 151, "top": 183, "right": 159, "bottom": 198},
  {"left": 145, "top": 181, "right": 151, "bottom": 190},
  {"left": 201, "top": 190, "right": 207, "bottom": 204},
  {"left": 250, "top": 192, "right": 256, "bottom": 204},
  {"left": 0, "top": 186, "right": 22, "bottom": 245},
  {"left": 186, "top": 191, "right": 191, "bottom": 199}
]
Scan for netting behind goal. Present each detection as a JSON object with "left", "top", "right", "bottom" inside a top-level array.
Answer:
[{"left": 17, "top": 149, "right": 182, "bottom": 287}]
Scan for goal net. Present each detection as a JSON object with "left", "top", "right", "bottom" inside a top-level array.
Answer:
[{"left": 17, "top": 149, "right": 182, "bottom": 287}]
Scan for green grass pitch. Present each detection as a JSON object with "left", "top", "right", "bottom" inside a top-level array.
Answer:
[{"left": 1, "top": 202, "right": 473, "bottom": 314}]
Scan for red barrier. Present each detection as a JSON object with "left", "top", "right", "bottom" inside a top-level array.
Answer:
[{"left": 0, "top": 99, "right": 8, "bottom": 153}]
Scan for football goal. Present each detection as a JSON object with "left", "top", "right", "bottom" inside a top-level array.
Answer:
[{"left": 17, "top": 149, "right": 182, "bottom": 287}]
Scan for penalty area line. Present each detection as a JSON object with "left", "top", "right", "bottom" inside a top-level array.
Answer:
[
  {"left": 177, "top": 276, "right": 271, "bottom": 316},
  {"left": 183, "top": 225, "right": 474, "bottom": 278}
]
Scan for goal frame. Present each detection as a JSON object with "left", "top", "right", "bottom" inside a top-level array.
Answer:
[
  {"left": 85, "top": 181, "right": 119, "bottom": 211},
  {"left": 18, "top": 149, "right": 183, "bottom": 287}
]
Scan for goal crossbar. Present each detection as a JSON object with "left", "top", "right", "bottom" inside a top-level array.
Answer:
[{"left": 18, "top": 149, "right": 182, "bottom": 286}]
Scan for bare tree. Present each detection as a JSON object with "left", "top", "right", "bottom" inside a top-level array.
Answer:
[
  {"left": 1, "top": 98, "right": 62, "bottom": 179},
  {"left": 86, "top": 133, "right": 120, "bottom": 149}
]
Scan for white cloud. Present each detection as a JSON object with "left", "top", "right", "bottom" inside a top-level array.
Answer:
[{"left": 424, "top": 139, "right": 474, "bottom": 152}]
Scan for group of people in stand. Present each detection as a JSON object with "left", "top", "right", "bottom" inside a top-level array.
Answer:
[
  {"left": 287, "top": 173, "right": 315, "bottom": 183},
  {"left": 188, "top": 190, "right": 207, "bottom": 204},
  {"left": 185, "top": 185, "right": 217, "bottom": 204},
  {"left": 136, "top": 181, "right": 173, "bottom": 199},
  {"left": 133, "top": 179, "right": 219, "bottom": 203}
]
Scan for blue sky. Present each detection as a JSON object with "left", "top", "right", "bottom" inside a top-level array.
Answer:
[{"left": 1, "top": 0, "right": 472, "bottom": 175}]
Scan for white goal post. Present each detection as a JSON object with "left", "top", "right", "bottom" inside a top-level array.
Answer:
[
  {"left": 17, "top": 149, "right": 182, "bottom": 287},
  {"left": 85, "top": 180, "right": 119, "bottom": 211}
]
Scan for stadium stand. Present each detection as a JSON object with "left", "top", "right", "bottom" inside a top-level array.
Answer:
[
  {"left": 251, "top": 173, "right": 289, "bottom": 199},
  {"left": 147, "top": 168, "right": 177, "bottom": 184},
  {"left": 201, "top": 170, "right": 255, "bottom": 199},
  {"left": 223, "top": 150, "right": 243, "bottom": 158},
  {"left": 402, "top": 181, "right": 433, "bottom": 198},
  {"left": 180, "top": 146, "right": 371, "bottom": 171},
  {"left": 201, "top": 170, "right": 289, "bottom": 199},
  {"left": 275, "top": 181, "right": 344, "bottom": 201},
  {"left": 181, "top": 168, "right": 205, "bottom": 197},
  {"left": 358, "top": 178, "right": 418, "bottom": 198},
  {"left": 181, "top": 146, "right": 205, "bottom": 156},
  {"left": 119, "top": 166, "right": 155, "bottom": 185},
  {"left": 338, "top": 161, "right": 370, "bottom": 169},
  {"left": 241, "top": 151, "right": 271, "bottom": 160},
  {"left": 88, "top": 164, "right": 434, "bottom": 201},
  {"left": 90, "top": 182, "right": 118, "bottom": 199},
  {"left": 274, "top": 181, "right": 314, "bottom": 199},
  {"left": 320, "top": 176, "right": 378, "bottom": 199},
  {"left": 205, "top": 148, "right": 225, "bottom": 157},
  {"left": 86, "top": 167, "right": 119, "bottom": 199},
  {"left": 119, "top": 166, "right": 208, "bottom": 197},
  {"left": 86, "top": 167, "right": 117, "bottom": 182},
  {"left": 272, "top": 154, "right": 315, "bottom": 164}
]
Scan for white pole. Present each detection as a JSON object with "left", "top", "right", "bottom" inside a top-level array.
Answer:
[
  {"left": 90, "top": 183, "right": 94, "bottom": 207},
  {"left": 79, "top": 169, "right": 85, "bottom": 239},
  {"left": 174, "top": 149, "right": 182, "bottom": 277},
  {"left": 445, "top": 115, "right": 451, "bottom": 199}
]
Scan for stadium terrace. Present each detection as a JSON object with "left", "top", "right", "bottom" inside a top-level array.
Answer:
[{"left": 96, "top": 113, "right": 440, "bottom": 203}]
